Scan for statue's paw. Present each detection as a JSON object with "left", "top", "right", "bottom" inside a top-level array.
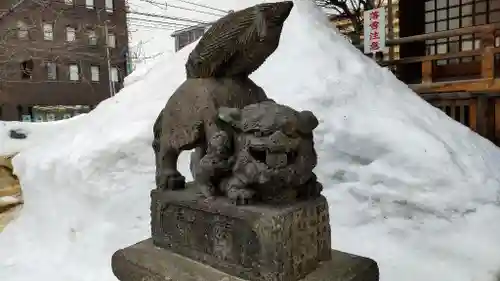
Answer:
[
  {"left": 227, "top": 187, "right": 255, "bottom": 205},
  {"left": 157, "top": 170, "right": 186, "bottom": 190}
]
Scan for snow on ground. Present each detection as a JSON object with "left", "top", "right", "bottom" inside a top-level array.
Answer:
[
  {"left": 1, "top": 0, "right": 500, "bottom": 280},
  {"left": 0, "top": 118, "right": 81, "bottom": 156}
]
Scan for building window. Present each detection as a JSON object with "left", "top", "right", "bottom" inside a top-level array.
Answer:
[
  {"left": 43, "top": 23, "right": 53, "bottom": 41},
  {"left": 462, "top": 39, "right": 473, "bottom": 50},
  {"left": 66, "top": 26, "right": 76, "bottom": 42},
  {"left": 105, "top": 0, "right": 114, "bottom": 12},
  {"left": 86, "top": 0, "right": 94, "bottom": 9},
  {"left": 21, "top": 60, "right": 33, "bottom": 80},
  {"left": 423, "top": 0, "right": 499, "bottom": 64},
  {"left": 110, "top": 67, "right": 119, "bottom": 82},
  {"left": 69, "top": 64, "right": 79, "bottom": 81},
  {"left": 175, "top": 28, "right": 206, "bottom": 51},
  {"left": 90, "top": 66, "right": 100, "bottom": 81},
  {"left": 177, "top": 33, "right": 189, "bottom": 50},
  {"left": 65, "top": 0, "right": 73, "bottom": 5},
  {"left": 107, "top": 33, "right": 116, "bottom": 48},
  {"left": 437, "top": 43, "right": 447, "bottom": 54},
  {"left": 88, "top": 30, "right": 97, "bottom": 46},
  {"left": 17, "top": 21, "right": 28, "bottom": 39},
  {"left": 492, "top": 11, "right": 500, "bottom": 22},
  {"left": 462, "top": 4, "right": 473, "bottom": 16},
  {"left": 436, "top": 0, "right": 447, "bottom": 9},
  {"left": 46, "top": 62, "right": 57, "bottom": 80}
]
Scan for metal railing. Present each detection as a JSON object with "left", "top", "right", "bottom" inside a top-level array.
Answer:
[{"left": 379, "top": 23, "right": 500, "bottom": 93}]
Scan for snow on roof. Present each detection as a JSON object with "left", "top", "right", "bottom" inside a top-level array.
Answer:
[{"left": 1, "top": 1, "right": 500, "bottom": 281}]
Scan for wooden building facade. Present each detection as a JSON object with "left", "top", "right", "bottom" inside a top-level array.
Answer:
[{"left": 385, "top": 0, "right": 500, "bottom": 145}]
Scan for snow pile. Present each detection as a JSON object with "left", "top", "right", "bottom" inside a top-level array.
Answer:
[
  {"left": 0, "top": 120, "right": 73, "bottom": 156},
  {"left": 1, "top": 0, "right": 500, "bottom": 281}
]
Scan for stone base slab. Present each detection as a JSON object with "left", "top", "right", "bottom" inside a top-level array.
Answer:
[{"left": 112, "top": 239, "right": 379, "bottom": 281}]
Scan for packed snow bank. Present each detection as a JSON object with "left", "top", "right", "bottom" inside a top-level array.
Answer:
[
  {"left": 0, "top": 116, "right": 84, "bottom": 156},
  {"left": 1, "top": 0, "right": 500, "bottom": 281}
]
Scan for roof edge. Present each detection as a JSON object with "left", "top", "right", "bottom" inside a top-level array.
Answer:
[{"left": 170, "top": 22, "right": 211, "bottom": 37}]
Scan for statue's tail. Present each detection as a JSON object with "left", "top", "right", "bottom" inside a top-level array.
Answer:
[{"left": 185, "top": 1, "right": 294, "bottom": 78}]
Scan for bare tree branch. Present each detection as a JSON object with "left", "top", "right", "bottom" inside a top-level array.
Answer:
[{"left": 316, "top": 0, "right": 384, "bottom": 46}]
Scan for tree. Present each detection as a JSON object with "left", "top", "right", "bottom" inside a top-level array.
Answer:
[{"left": 316, "top": 0, "right": 384, "bottom": 46}]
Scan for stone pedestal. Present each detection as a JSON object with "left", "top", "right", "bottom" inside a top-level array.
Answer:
[
  {"left": 112, "top": 239, "right": 379, "bottom": 281},
  {"left": 111, "top": 183, "right": 379, "bottom": 281},
  {"left": 150, "top": 183, "right": 332, "bottom": 281}
]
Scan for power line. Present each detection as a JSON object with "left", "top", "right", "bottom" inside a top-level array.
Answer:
[
  {"left": 13, "top": 0, "right": 211, "bottom": 28},
  {"left": 139, "top": 0, "right": 225, "bottom": 17},
  {"left": 128, "top": 17, "right": 192, "bottom": 28},
  {"left": 128, "top": 10, "right": 210, "bottom": 25},
  {"left": 174, "top": 0, "right": 229, "bottom": 14},
  {"left": 129, "top": 23, "right": 177, "bottom": 31},
  {"left": 128, "top": 20, "right": 189, "bottom": 30}
]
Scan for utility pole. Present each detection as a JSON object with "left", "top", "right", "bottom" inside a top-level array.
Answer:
[{"left": 104, "top": 20, "right": 115, "bottom": 97}]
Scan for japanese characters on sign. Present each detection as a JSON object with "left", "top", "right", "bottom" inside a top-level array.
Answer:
[{"left": 363, "top": 7, "right": 386, "bottom": 54}]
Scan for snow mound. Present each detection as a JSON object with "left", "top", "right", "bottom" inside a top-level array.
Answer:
[
  {"left": 1, "top": 1, "right": 500, "bottom": 281},
  {"left": 0, "top": 120, "right": 72, "bottom": 156}
]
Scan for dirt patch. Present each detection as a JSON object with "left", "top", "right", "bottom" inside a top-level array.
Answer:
[{"left": 0, "top": 155, "right": 23, "bottom": 232}]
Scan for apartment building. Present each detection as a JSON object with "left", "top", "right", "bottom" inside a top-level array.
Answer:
[{"left": 0, "top": 0, "right": 129, "bottom": 121}]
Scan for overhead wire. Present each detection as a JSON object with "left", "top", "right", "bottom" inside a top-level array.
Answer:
[
  {"left": 138, "top": 0, "right": 226, "bottom": 17},
  {"left": 128, "top": 17, "right": 192, "bottom": 28},
  {"left": 1, "top": 0, "right": 216, "bottom": 83},
  {"left": 129, "top": 23, "right": 177, "bottom": 30},
  {"left": 25, "top": 0, "right": 213, "bottom": 29},
  {"left": 174, "top": 0, "right": 229, "bottom": 14},
  {"left": 128, "top": 10, "right": 210, "bottom": 25}
]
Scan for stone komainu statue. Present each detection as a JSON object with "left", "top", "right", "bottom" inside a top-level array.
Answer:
[
  {"left": 113, "top": 4, "right": 379, "bottom": 281},
  {"left": 152, "top": 1, "right": 294, "bottom": 191},
  {"left": 191, "top": 101, "right": 322, "bottom": 205}
]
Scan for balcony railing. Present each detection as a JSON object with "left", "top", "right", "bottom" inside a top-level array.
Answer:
[{"left": 381, "top": 23, "right": 500, "bottom": 94}]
